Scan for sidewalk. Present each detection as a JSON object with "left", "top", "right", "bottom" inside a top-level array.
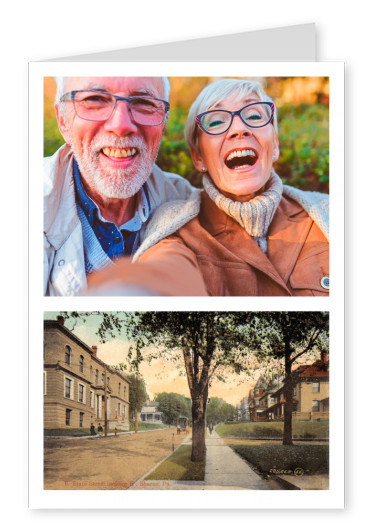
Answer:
[{"left": 129, "top": 430, "right": 269, "bottom": 490}]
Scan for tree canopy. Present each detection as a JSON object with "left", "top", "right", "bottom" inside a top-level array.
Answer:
[
  {"left": 206, "top": 397, "right": 236, "bottom": 425},
  {"left": 154, "top": 392, "right": 191, "bottom": 426}
]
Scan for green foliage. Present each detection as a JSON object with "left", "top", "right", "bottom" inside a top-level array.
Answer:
[
  {"left": 230, "top": 444, "right": 329, "bottom": 477},
  {"left": 128, "top": 421, "right": 168, "bottom": 431},
  {"left": 216, "top": 420, "right": 329, "bottom": 440},
  {"left": 145, "top": 444, "right": 205, "bottom": 480},
  {"left": 276, "top": 104, "right": 329, "bottom": 192},
  {"left": 155, "top": 392, "right": 192, "bottom": 425},
  {"left": 206, "top": 397, "right": 236, "bottom": 425},
  {"left": 44, "top": 428, "right": 91, "bottom": 437},
  {"left": 123, "top": 373, "right": 148, "bottom": 418},
  {"left": 44, "top": 116, "right": 65, "bottom": 157},
  {"left": 156, "top": 108, "right": 200, "bottom": 188},
  {"left": 244, "top": 312, "right": 329, "bottom": 365}
]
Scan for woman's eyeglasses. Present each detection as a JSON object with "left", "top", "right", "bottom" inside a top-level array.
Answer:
[{"left": 196, "top": 102, "right": 274, "bottom": 135}]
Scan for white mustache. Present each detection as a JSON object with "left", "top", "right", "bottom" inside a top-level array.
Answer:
[{"left": 90, "top": 135, "right": 147, "bottom": 152}]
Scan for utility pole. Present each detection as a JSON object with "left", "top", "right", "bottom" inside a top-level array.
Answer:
[
  {"left": 104, "top": 365, "right": 108, "bottom": 437},
  {"left": 134, "top": 371, "right": 138, "bottom": 433}
]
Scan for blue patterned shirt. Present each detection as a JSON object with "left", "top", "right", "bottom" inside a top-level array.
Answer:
[{"left": 73, "top": 160, "right": 150, "bottom": 261}]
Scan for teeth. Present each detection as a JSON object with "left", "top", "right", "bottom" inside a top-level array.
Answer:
[
  {"left": 226, "top": 149, "right": 256, "bottom": 161},
  {"left": 102, "top": 147, "right": 137, "bottom": 158}
]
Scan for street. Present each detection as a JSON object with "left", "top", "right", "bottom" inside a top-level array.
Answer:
[{"left": 44, "top": 428, "right": 186, "bottom": 490}]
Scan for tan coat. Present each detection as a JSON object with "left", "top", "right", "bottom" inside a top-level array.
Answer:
[{"left": 135, "top": 191, "right": 329, "bottom": 296}]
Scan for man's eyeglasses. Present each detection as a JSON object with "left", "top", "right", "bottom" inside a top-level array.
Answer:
[
  {"left": 60, "top": 90, "right": 170, "bottom": 126},
  {"left": 196, "top": 102, "right": 275, "bottom": 135}
]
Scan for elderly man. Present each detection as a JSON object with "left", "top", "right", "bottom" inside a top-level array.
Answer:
[{"left": 44, "top": 76, "right": 197, "bottom": 296}]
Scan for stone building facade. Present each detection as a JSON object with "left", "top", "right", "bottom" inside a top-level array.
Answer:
[{"left": 44, "top": 318, "right": 130, "bottom": 431}]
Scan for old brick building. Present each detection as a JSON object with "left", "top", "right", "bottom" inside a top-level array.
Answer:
[{"left": 44, "top": 317, "right": 130, "bottom": 431}]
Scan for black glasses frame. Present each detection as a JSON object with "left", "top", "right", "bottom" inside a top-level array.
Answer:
[
  {"left": 196, "top": 101, "right": 275, "bottom": 135},
  {"left": 60, "top": 90, "right": 170, "bottom": 125}
]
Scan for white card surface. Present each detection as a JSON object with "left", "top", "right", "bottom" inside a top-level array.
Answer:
[{"left": 30, "top": 23, "right": 343, "bottom": 510}]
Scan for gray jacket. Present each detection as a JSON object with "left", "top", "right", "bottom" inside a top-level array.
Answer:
[{"left": 44, "top": 144, "right": 198, "bottom": 296}]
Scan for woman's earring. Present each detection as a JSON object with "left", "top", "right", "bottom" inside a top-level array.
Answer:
[{"left": 201, "top": 166, "right": 206, "bottom": 172}]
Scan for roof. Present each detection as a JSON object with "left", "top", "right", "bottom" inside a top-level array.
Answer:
[{"left": 293, "top": 358, "right": 329, "bottom": 379}]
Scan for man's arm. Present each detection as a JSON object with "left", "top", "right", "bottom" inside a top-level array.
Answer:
[{"left": 86, "top": 236, "right": 208, "bottom": 296}]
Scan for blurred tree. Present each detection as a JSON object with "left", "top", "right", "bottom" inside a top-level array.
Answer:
[
  {"left": 155, "top": 392, "right": 191, "bottom": 426},
  {"left": 206, "top": 397, "right": 236, "bottom": 425}
]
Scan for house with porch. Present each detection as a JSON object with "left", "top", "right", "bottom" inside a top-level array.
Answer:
[{"left": 263, "top": 353, "right": 329, "bottom": 421}]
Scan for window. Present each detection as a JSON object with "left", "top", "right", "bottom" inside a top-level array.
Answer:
[
  {"left": 90, "top": 391, "right": 94, "bottom": 408},
  {"left": 79, "top": 412, "right": 84, "bottom": 428},
  {"left": 95, "top": 370, "right": 98, "bottom": 385},
  {"left": 312, "top": 400, "right": 320, "bottom": 412},
  {"left": 118, "top": 403, "right": 121, "bottom": 416},
  {"left": 101, "top": 373, "right": 104, "bottom": 385},
  {"left": 270, "top": 397, "right": 275, "bottom": 404},
  {"left": 118, "top": 383, "right": 121, "bottom": 395},
  {"left": 293, "top": 387, "right": 297, "bottom": 396},
  {"left": 124, "top": 386, "right": 126, "bottom": 398},
  {"left": 64, "top": 377, "right": 73, "bottom": 399},
  {"left": 65, "top": 345, "right": 71, "bottom": 365},
  {"left": 66, "top": 409, "right": 71, "bottom": 426},
  {"left": 107, "top": 376, "right": 110, "bottom": 387},
  {"left": 79, "top": 355, "right": 84, "bottom": 373},
  {"left": 78, "top": 384, "right": 85, "bottom": 403},
  {"left": 312, "top": 382, "right": 320, "bottom": 393},
  {"left": 90, "top": 366, "right": 93, "bottom": 381}
]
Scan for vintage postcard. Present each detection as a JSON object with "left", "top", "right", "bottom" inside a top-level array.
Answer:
[
  {"left": 29, "top": 61, "right": 344, "bottom": 509},
  {"left": 42, "top": 311, "right": 330, "bottom": 492}
]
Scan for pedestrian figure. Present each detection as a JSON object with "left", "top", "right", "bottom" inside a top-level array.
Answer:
[
  {"left": 209, "top": 423, "right": 213, "bottom": 435},
  {"left": 90, "top": 423, "right": 96, "bottom": 436},
  {"left": 98, "top": 423, "right": 103, "bottom": 436}
]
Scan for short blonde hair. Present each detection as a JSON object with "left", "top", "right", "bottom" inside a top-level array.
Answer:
[{"left": 185, "top": 78, "right": 278, "bottom": 155}]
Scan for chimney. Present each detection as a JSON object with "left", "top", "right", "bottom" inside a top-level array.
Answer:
[
  {"left": 92, "top": 346, "right": 97, "bottom": 357},
  {"left": 57, "top": 315, "right": 64, "bottom": 326},
  {"left": 321, "top": 352, "right": 328, "bottom": 364}
]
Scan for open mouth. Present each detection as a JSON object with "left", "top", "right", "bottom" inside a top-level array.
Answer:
[
  {"left": 101, "top": 147, "right": 138, "bottom": 159},
  {"left": 224, "top": 148, "right": 258, "bottom": 170}
]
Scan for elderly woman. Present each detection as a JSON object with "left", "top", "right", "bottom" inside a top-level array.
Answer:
[{"left": 88, "top": 79, "right": 329, "bottom": 296}]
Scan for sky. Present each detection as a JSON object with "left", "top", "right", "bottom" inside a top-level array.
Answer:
[{"left": 44, "top": 311, "right": 285, "bottom": 406}]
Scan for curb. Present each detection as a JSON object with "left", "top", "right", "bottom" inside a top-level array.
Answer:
[{"left": 128, "top": 434, "right": 193, "bottom": 489}]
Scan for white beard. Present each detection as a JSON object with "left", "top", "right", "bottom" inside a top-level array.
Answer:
[{"left": 69, "top": 133, "right": 159, "bottom": 199}]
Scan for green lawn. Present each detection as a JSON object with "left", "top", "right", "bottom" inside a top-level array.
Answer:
[
  {"left": 44, "top": 422, "right": 169, "bottom": 437},
  {"left": 145, "top": 444, "right": 205, "bottom": 481},
  {"left": 129, "top": 421, "right": 170, "bottom": 431},
  {"left": 216, "top": 420, "right": 329, "bottom": 440},
  {"left": 231, "top": 444, "right": 329, "bottom": 478}
]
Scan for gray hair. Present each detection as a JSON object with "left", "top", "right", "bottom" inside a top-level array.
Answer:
[
  {"left": 54, "top": 76, "right": 170, "bottom": 104},
  {"left": 185, "top": 78, "right": 278, "bottom": 155}
]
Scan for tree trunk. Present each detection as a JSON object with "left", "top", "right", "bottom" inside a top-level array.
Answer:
[
  {"left": 191, "top": 393, "right": 207, "bottom": 461},
  {"left": 283, "top": 355, "right": 293, "bottom": 445}
]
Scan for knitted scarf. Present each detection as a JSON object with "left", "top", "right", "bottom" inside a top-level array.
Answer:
[{"left": 202, "top": 170, "right": 283, "bottom": 253}]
